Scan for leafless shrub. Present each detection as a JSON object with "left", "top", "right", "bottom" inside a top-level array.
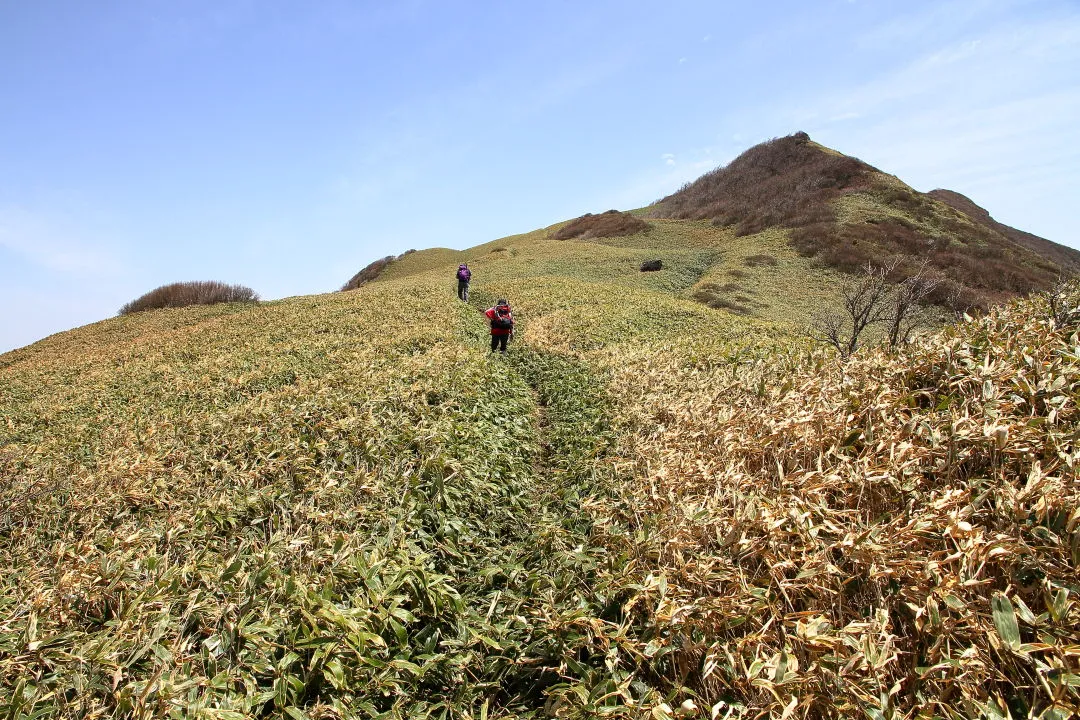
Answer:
[
  {"left": 341, "top": 256, "right": 394, "bottom": 291},
  {"left": 551, "top": 210, "right": 649, "bottom": 240},
  {"left": 929, "top": 279, "right": 979, "bottom": 319},
  {"left": 119, "top": 281, "right": 259, "bottom": 315},
  {"left": 811, "top": 263, "right": 892, "bottom": 357},
  {"left": 880, "top": 260, "right": 939, "bottom": 348},
  {"left": 812, "top": 260, "right": 938, "bottom": 357}
]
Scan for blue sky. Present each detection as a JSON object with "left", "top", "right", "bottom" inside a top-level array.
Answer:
[{"left": 1, "top": 0, "right": 1078, "bottom": 353}]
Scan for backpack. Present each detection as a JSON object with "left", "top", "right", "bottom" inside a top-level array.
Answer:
[
  {"left": 457, "top": 266, "right": 471, "bottom": 281},
  {"left": 491, "top": 306, "right": 513, "bottom": 330}
]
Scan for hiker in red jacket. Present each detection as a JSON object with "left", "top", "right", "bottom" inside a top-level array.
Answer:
[{"left": 485, "top": 299, "right": 514, "bottom": 353}]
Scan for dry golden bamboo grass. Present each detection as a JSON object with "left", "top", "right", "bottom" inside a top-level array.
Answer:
[{"left": 585, "top": 289, "right": 1080, "bottom": 719}]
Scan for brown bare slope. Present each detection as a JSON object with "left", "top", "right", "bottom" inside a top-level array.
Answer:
[
  {"left": 650, "top": 131, "right": 875, "bottom": 234},
  {"left": 652, "top": 132, "right": 1077, "bottom": 310}
]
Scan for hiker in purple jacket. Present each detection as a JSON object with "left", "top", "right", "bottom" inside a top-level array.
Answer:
[{"left": 456, "top": 263, "right": 472, "bottom": 302}]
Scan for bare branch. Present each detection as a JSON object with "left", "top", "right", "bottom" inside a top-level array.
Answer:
[
  {"left": 885, "top": 261, "right": 939, "bottom": 349},
  {"left": 810, "top": 262, "right": 894, "bottom": 358}
]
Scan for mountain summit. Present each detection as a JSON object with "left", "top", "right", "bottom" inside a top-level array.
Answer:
[{"left": 651, "top": 132, "right": 1078, "bottom": 308}]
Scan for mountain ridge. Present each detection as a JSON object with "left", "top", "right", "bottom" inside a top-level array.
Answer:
[
  {"left": 927, "top": 187, "right": 1080, "bottom": 272},
  {"left": 347, "top": 133, "right": 1075, "bottom": 323}
]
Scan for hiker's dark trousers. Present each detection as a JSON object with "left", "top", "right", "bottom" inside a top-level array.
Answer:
[
  {"left": 457, "top": 280, "right": 469, "bottom": 301},
  {"left": 490, "top": 334, "right": 508, "bottom": 353}
]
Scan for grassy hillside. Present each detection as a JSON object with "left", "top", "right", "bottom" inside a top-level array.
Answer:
[
  {"left": 356, "top": 216, "right": 861, "bottom": 332},
  {"left": 1, "top": 258, "right": 780, "bottom": 717},
  {"left": 4, "top": 234, "right": 1079, "bottom": 718},
  {"left": 3, "top": 135, "right": 1079, "bottom": 717}
]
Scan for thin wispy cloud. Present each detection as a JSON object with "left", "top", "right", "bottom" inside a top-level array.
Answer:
[
  {"left": 0, "top": 205, "right": 123, "bottom": 277},
  {"left": 855, "top": 0, "right": 1005, "bottom": 49},
  {"left": 495, "top": 56, "right": 632, "bottom": 121},
  {"left": 782, "top": 4, "right": 1080, "bottom": 240},
  {"left": 603, "top": 155, "right": 718, "bottom": 213}
]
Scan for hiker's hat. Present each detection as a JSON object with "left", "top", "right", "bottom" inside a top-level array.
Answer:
[{"left": 497, "top": 298, "right": 508, "bottom": 306}]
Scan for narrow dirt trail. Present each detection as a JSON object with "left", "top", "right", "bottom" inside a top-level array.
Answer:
[{"left": 463, "top": 295, "right": 565, "bottom": 493}]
